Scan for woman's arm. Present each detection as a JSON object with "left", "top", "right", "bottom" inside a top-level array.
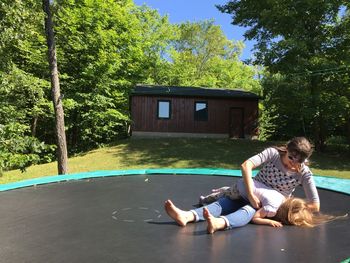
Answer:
[
  {"left": 241, "top": 160, "right": 261, "bottom": 209},
  {"left": 301, "top": 171, "right": 320, "bottom": 212},
  {"left": 307, "top": 202, "right": 320, "bottom": 212}
]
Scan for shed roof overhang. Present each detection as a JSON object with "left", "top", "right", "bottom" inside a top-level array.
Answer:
[{"left": 131, "top": 85, "right": 260, "bottom": 99}]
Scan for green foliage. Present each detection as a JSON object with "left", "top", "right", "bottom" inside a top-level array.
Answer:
[
  {"left": 219, "top": 0, "right": 350, "bottom": 149},
  {"left": 0, "top": 66, "right": 54, "bottom": 173},
  {"left": 0, "top": 123, "right": 55, "bottom": 175},
  {"left": 325, "top": 136, "right": 349, "bottom": 153},
  {"left": 131, "top": 5, "right": 177, "bottom": 84},
  {"left": 0, "top": 0, "right": 46, "bottom": 73},
  {"left": 0, "top": 66, "right": 51, "bottom": 123},
  {"left": 157, "top": 20, "right": 261, "bottom": 93},
  {"left": 0, "top": 0, "right": 55, "bottom": 173},
  {"left": 53, "top": 0, "right": 176, "bottom": 150}
]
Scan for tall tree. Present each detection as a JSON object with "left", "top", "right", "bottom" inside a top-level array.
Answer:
[
  {"left": 53, "top": 0, "right": 174, "bottom": 150},
  {"left": 162, "top": 20, "right": 261, "bottom": 92},
  {"left": 219, "top": 1, "right": 350, "bottom": 149},
  {"left": 0, "top": 0, "right": 55, "bottom": 173},
  {"left": 333, "top": 7, "right": 350, "bottom": 142},
  {"left": 43, "top": 0, "right": 68, "bottom": 174}
]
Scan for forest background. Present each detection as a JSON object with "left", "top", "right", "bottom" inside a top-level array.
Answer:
[{"left": 0, "top": 0, "right": 349, "bottom": 175}]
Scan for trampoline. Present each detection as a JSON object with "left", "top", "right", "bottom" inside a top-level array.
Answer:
[{"left": 0, "top": 170, "right": 349, "bottom": 263}]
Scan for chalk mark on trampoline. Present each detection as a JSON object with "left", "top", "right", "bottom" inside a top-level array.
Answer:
[{"left": 112, "top": 207, "right": 161, "bottom": 222}]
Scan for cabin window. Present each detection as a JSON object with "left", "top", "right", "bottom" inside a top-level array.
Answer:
[
  {"left": 194, "top": 101, "right": 208, "bottom": 121},
  {"left": 157, "top": 100, "right": 171, "bottom": 119}
]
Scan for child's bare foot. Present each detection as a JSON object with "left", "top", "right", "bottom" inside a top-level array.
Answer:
[
  {"left": 164, "top": 200, "right": 195, "bottom": 226},
  {"left": 203, "top": 207, "right": 226, "bottom": 234}
]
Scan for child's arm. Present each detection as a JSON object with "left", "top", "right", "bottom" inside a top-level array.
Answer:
[
  {"left": 252, "top": 217, "right": 283, "bottom": 227},
  {"left": 251, "top": 208, "right": 283, "bottom": 227}
]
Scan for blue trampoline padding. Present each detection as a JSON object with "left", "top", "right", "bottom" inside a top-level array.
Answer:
[
  {"left": 340, "top": 258, "right": 350, "bottom": 263},
  {"left": 0, "top": 168, "right": 349, "bottom": 195}
]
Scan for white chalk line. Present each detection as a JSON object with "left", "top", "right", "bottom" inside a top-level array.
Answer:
[{"left": 111, "top": 207, "right": 162, "bottom": 222}]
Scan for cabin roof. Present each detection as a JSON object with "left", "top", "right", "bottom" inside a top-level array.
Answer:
[{"left": 131, "top": 85, "right": 260, "bottom": 99}]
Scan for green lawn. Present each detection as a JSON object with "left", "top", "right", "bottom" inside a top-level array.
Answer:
[{"left": 1, "top": 138, "right": 350, "bottom": 184}]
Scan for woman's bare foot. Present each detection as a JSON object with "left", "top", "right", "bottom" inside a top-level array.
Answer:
[
  {"left": 164, "top": 200, "right": 195, "bottom": 226},
  {"left": 203, "top": 207, "right": 226, "bottom": 234}
]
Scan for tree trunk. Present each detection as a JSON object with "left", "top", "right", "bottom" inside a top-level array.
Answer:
[
  {"left": 31, "top": 117, "right": 38, "bottom": 137},
  {"left": 309, "top": 75, "right": 323, "bottom": 151},
  {"left": 318, "top": 113, "right": 326, "bottom": 151},
  {"left": 347, "top": 117, "right": 350, "bottom": 143},
  {"left": 42, "top": 0, "right": 68, "bottom": 174}
]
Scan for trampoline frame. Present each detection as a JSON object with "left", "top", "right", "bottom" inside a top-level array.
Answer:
[
  {"left": 0, "top": 170, "right": 349, "bottom": 263},
  {"left": 1, "top": 168, "right": 349, "bottom": 195}
]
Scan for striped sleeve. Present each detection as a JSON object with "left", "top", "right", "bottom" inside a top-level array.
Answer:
[
  {"left": 301, "top": 166, "right": 320, "bottom": 204},
  {"left": 248, "top": 147, "right": 278, "bottom": 167}
]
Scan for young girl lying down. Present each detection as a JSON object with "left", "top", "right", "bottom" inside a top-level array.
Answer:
[
  {"left": 199, "top": 179, "right": 287, "bottom": 227},
  {"left": 198, "top": 179, "right": 344, "bottom": 228}
]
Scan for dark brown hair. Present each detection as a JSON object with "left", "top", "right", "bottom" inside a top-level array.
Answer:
[
  {"left": 274, "top": 137, "right": 313, "bottom": 163},
  {"left": 287, "top": 137, "right": 313, "bottom": 163}
]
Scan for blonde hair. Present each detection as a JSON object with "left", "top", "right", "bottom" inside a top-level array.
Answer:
[{"left": 274, "top": 198, "right": 347, "bottom": 227}]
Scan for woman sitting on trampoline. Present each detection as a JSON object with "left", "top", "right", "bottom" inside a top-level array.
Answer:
[{"left": 165, "top": 137, "right": 322, "bottom": 233}]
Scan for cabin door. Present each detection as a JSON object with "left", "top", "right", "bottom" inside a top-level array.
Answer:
[{"left": 229, "top": 108, "right": 244, "bottom": 138}]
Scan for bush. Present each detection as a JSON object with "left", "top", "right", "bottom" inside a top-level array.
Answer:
[
  {"left": 0, "top": 123, "right": 56, "bottom": 175},
  {"left": 325, "top": 136, "right": 349, "bottom": 153}
]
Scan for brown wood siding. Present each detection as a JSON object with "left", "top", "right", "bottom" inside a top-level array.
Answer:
[{"left": 131, "top": 95, "right": 258, "bottom": 137}]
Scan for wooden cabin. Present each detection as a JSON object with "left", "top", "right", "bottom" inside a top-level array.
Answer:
[{"left": 130, "top": 85, "right": 260, "bottom": 138}]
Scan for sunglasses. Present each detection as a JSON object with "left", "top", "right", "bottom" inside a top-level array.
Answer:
[{"left": 288, "top": 154, "right": 302, "bottom": 164}]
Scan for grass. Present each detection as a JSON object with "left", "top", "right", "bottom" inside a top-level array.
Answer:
[{"left": 1, "top": 138, "right": 350, "bottom": 184}]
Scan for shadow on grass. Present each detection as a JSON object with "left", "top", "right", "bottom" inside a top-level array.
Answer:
[
  {"left": 115, "top": 138, "right": 350, "bottom": 172},
  {"left": 311, "top": 151, "right": 350, "bottom": 171},
  {"left": 116, "top": 138, "right": 271, "bottom": 169}
]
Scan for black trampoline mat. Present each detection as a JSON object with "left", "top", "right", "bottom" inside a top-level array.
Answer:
[{"left": 0, "top": 174, "right": 349, "bottom": 263}]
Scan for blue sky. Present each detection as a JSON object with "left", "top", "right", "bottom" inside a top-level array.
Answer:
[{"left": 133, "top": 0, "right": 255, "bottom": 61}]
